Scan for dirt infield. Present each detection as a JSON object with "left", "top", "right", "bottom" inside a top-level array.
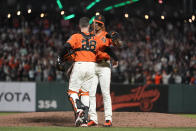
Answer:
[{"left": 0, "top": 112, "right": 196, "bottom": 127}]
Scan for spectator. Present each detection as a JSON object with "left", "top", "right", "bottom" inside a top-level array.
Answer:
[
  {"left": 162, "top": 70, "right": 171, "bottom": 85},
  {"left": 0, "top": 14, "right": 195, "bottom": 85},
  {"left": 154, "top": 71, "right": 162, "bottom": 85}
]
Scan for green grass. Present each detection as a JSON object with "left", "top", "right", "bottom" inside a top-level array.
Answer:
[
  {"left": 0, "top": 112, "right": 20, "bottom": 116},
  {"left": 180, "top": 114, "right": 196, "bottom": 119},
  {"left": 0, "top": 127, "right": 196, "bottom": 131}
]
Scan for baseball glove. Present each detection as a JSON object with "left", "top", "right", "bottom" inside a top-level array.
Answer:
[
  {"left": 106, "top": 31, "right": 120, "bottom": 41},
  {"left": 56, "top": 49, "right": 75, "bottom": 71}
]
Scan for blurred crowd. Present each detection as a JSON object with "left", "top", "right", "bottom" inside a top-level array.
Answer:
[
  {"left": 109, "top": 17, "right": 196, "bottom": 85},
  {"left": 0, "top": 15, "right": 196, "bottom": 85}
]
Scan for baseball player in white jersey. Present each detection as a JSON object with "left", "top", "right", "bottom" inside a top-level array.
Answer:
[{"left": 88, "top": 15, "right": 120, "bottom": 127}]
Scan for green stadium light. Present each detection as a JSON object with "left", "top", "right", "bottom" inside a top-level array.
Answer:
[
  {"left": 86, "top": 2, "right": 96, "bottom": 10},
  {"left": 89, "top": 16, "right": 96, "bottom": 24},
  {"left": 64, "top": 14, "right": 75, "bottom": 20},
  {"left": 126, "top": 1, "right": 131, "bottom": 4},
  {"left": 114, "top": 2, "right": 127, "bottom": 8},
  {"left": 103, "top": 6, "right": 113, "bottom": 11},
  {"left": 103, "top": 0, "right": 139, "bottom": 12},
  {"left": 132, "top": 0, "right": 139, "bottom": 2},
  {"left": 86, "top": 0, "right": 101, "bottom": 10},
  {"left": 56, "top": 0, "right": 63, "bottom": 10},
  {"left": 56, "top": 0, "right": 76, "bottom": 20}
]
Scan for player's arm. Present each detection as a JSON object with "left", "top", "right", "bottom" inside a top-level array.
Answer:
[
  {"left": 104, "top": 46, "right": 119, "bottom": 67},
  {"left": 56, "top": 42, "right": 72, "bottom": 71},
  {"left": 58, "top": 43, "right": 72, "bottom": 62},
  {"left": 104, "top": 47, "right": 118, "bottom": 61},
  {"left": 58, "top": 34, "right": 76, "bottom": 62},
  {"left": 56, "top": 34, "right": 76, "bottom": 71}
]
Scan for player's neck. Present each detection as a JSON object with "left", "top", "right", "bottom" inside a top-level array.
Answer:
[{"left": 81, "top": 27, "right": 89, "bottom": 34}]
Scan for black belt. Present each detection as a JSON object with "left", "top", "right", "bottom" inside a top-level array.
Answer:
[{"left": 75, "top": 48, "right": 96, "bottom": 54}]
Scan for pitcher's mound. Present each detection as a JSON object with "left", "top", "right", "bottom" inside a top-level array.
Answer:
[{"left": 0, "top": 112, "right": 196, "bottom": 127}]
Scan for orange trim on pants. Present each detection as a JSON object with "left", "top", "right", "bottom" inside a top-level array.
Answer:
[
  {"left": 79, "top": 89, "right": 89, "bottom": 97},
  {"left": 67, "top": 89, "right": 78, "bottom": 95}
]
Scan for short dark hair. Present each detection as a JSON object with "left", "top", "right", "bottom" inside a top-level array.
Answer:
[{"left": 79, "top": 17, "right": 90, "bottom": 28}]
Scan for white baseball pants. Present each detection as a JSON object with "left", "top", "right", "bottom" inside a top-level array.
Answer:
[
  {"left": 89, "top": 60, "right": 112, "bottom": 124},
  {"left": 69, "top": 62, "right": 95, "bottom": 109}
]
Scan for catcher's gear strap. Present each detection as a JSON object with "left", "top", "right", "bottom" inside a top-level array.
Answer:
[
  {"left": 67, "top": 90, "right": 84, "bottom": 113},
  {"left": 79, "top": 89, "right": 89, "bottom": 97},
  {"left": 74, "top": 32, "right": 96, "bottom": 54},
  {"left": 76, "top": 99, "right": 89, "bottom": 122},
  {"left": 59, "top": 42, "right": 72, "bottom": 59},
  {"left": 68, "top": 96, "right": 77, "bottom": 113},
  {"left": 76, "top": 99, "right": 86, "bottom": 110},
  {"left": 67, "top": 90, "right": 78, "bottom": 113},
  {"left": 104, "top": 47, "right": 118, "bottom": 61},
  {"left": 67, "top": 90, "right": 87, "bottom": 110}
]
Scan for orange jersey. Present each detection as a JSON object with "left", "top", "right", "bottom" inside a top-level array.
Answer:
[
  {"left": 67, "top": 33, "right": 99, "bottom": 62},
  {"left": 95, "top": 31, "right": 114, "bottom": 61}
]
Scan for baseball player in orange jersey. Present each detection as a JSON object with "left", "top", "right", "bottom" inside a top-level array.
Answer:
[
  {"left": 88, "top": 15, "right": 120, "bottom": 127},
  {"left": 57, "top": 17, "right": 106, "bottom": 127}
]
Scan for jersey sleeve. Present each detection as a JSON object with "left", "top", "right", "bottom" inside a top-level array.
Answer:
[{"left": 66, "top": 34, "right": 77, "bottom": 49}]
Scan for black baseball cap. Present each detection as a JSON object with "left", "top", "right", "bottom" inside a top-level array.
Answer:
[{"left": 94, "top": 15, "right": 105, "bottom": 25}]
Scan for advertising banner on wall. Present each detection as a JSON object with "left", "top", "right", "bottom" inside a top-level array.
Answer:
[
  {"left": 96, "top": 84, "right": 168, "bottom": 112},
  {"left": 0, "top": 82, "right": 36, "bottom": 112}
]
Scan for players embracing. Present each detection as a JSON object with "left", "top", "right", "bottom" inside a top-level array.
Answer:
[{"left": 57, "top": 14, "right": 121, "bottom": 127}]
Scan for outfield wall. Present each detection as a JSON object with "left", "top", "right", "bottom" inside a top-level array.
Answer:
[
  {"left": 168, "top": 84, "right": 196, "bottom": 113},
  {"left": 36, "top": 82, "right": 72, "bottom": 111},
  {"left": 0, "top": 82, "right": 196, "bottom": 113}
]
